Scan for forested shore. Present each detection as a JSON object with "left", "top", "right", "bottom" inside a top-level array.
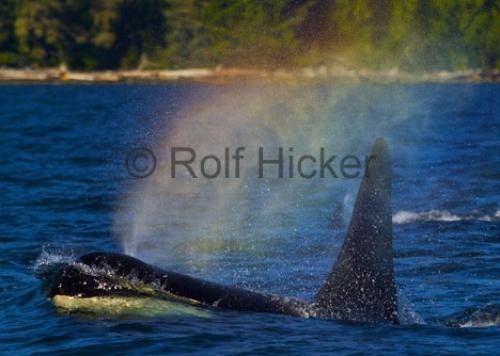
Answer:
[
  {"left": 0, "top": 1, "right": 498, "bottom": 75},
  {"left": 0, "top": 0, "right": 500, "bottom": 82}
]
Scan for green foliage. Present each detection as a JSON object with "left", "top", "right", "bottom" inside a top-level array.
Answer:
[
  {"left": 0, "top": 0, "right": 19, "bottom": 65},
  {"left": 0, "top": 0, "right": 497, "bottom": 70},
  {"left": 3, "top": 0, "right": 166, "bottom": 69},
  {"left": 200, "top": 0, "right": 301, "bottom": 67},
  {"left": 153, "top": 0, "right": 210, "bottom": 68},
  {"left": 156, "top": 0, "right": 303, "bottom": 68}
]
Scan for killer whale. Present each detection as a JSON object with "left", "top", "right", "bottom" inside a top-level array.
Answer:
[{"left": 50, "top": 138, "right": 398, "bottom": 323}]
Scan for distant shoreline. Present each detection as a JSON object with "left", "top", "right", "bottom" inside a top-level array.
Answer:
[{"left": 0, "top": 67, "right": 498, "bottom": 84}]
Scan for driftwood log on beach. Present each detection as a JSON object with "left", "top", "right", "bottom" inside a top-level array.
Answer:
[{"left": 0, "top": 67, "right": 498, "bottom": 83}]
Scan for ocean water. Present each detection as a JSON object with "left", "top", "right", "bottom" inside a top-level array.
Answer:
[{"left": 0, "top": 83, "right": 498, "bottom": 354}]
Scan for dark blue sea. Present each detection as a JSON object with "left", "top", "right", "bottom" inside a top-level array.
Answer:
[{"left": 0, "top": 83, "right": 498, "bottom": 354}]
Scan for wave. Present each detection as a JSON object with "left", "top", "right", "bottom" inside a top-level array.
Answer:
[
  {"left": 33, "top": 248, "right": 77, "bottom": 290},
  {"left": 441, "top": 304, "right": 500, "bottom": 328},
  {"left": 34, "top": 248, "right": 76, "bottom": 273},
  {"left": 393, "top": 209, "right": 500, "bottom": 224}
]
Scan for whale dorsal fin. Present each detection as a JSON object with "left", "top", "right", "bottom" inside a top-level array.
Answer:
[{"left": 316, "top": 138, "right": 398, "bottom": 323}]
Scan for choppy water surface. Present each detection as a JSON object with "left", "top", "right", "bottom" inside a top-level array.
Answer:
[{"left": 0, "top": 83, "right": 498, "bottom": 354}]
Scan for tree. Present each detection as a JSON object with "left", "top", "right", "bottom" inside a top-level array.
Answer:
[
  {"left": 202, "top": 0, "right": 304, "bottom": 67},
  {"left": 459, "top": 0, "right": 500, "bottom": 68},
  {"left": 0, "top": 0, "right": 19, "bottom": 66},
  {"left": 152, "top": 0, "right": 209, "bottom": 68},
  {"left": 157, "top": 0, "right": 306, "bottom": 68},
  {"left": 14, "top": 0, "right": 66, "bottom": 67},
  {"left": 112, "top": 0, "right": 168, "bottom": 69},
  {"left": 87, "top": 0, "right": 167, "bottom": 69}
]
